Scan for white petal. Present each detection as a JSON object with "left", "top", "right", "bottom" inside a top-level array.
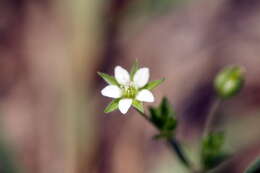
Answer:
[
  {"left": 133, "top": 67, "right": 149, "bottom": 88},
  {"left": 101, "top": 85, "right": 122, "bottom": 98},
  {"left": 136, "top": 89, "right": 154, "bottom": 102},
  {"left": 114, "top": 66, "right": 130, "bottom": 85},
  {"left": 118, "top": 98, "right": 132, "bottom": 114}
]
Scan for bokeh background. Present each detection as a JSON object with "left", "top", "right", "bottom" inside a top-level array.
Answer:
[{"left": 0, "top": 0, "right": 260, "bottom": 173}]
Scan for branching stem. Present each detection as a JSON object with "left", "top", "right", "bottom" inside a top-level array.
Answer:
[{"left": 134, "top": 108, "right": 196, "bottom": 172}]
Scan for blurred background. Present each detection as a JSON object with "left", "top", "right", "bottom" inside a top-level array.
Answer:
[{"left": 0, "top": 0, "right": 260, "bottom": 172}]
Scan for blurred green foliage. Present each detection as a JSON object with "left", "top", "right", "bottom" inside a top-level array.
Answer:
[
  {"left": 201, "top": 132, "right": 229, "bottom": 170},
  {"left": 149, "top": 97, "right": 177, "bottom": 139},
  {"left": 245, "top": 158, "right": 260, "bottom": 173},
  {"left": 0, "top": 140, "right": 19, "bottom": 173}
]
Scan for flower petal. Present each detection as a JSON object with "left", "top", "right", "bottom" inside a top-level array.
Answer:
[
  {"left": 133, "top": 67, "right": 149, "bottom": 88},
  {"left": 118, "top": 98, "right": 132, "bottom": 114},
  {"left": 136, "top": 89, "right": 154, "bottom": 102},
  {"left": 114, "top": 66, "right": 130, "bottom": 85},
  {"left": 101, "top": 85, "right": 122, "bottom": 98}
]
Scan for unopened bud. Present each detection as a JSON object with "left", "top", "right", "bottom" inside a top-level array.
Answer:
[{"left": 214, "top": 66, "right": 245, "bottom": 99}]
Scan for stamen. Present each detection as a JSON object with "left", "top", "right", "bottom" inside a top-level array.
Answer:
[{"left": 121, "top": 84, "right": 137, "bottom": 98}]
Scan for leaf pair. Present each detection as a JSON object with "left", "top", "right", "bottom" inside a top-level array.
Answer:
[
  {"left": 149, "top": 97, "right": 177, "bottom": 139},
  {"left": 201, "top": 131, "right": 229, "bottom": 170}
]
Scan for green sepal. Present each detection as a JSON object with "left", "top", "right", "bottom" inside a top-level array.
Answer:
[
  {"left": 143, "top": 78, "right": 165, "bottom": 90},
  {"left": 104, "top": 99, "right": 120, "bottom": 113},
  {"left": 98, "top": 72, "right": 119, "bottom": 86},
  {"left": 132, "top": 100, "right": 144, "bottom": 113},
  {"left": 201, "top": 131, "right": 229, "bottom": 170},
  {"left": 130, "top": 59, "right": 139, "bottom": 80},
  {"left": 245, "top": 158, "right": 260, "bottom": 173}
]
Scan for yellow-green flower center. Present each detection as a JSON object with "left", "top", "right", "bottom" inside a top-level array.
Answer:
[{"left": 121, "top": 85, "right": 137, "bottom": 98}]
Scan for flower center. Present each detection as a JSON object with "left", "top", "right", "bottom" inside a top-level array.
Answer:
[{"left": 121, "top": 85, "right": 137, "bottom": 98}]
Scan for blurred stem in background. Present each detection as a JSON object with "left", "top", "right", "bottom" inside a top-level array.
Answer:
[
  {"left": 203, "top": 98, "right": 221, "bottom": 137},
  {"left": 53, "top": 0, "right": 103, "bottom": 173}
]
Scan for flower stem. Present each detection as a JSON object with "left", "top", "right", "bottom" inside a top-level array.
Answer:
[
  {"left": 167, "top": 138, "right": 192, "bottom": 169},
  {"left": 203, "top": 98, "right": 222, "bottom": 137},
  {"left": 134, "top": 108, "right": 194, "bottom": 171}
]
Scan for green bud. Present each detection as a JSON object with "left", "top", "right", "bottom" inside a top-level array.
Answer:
[{"left": 214, "top": 66, "right": 245, "bottom": 99}]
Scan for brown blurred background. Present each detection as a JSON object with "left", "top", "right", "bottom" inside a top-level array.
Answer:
[{"left": 0, "top": 0, "right": 260, "bottom": 173}]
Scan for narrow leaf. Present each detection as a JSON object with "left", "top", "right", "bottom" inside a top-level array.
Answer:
[
  {"left": 130, "top": 59, "right": 139, "bottom": 80},
  {"left": 163, "top": 117, "right": 177, "bottom": 131},
  {"left": 132, "top": 100, "right": 144, "bottom": 113},
  {"left": 160, "top": 97, "right": 174, "bottom": 118},
  {"left": 98, "top": 72, "right": 118, "bottom": 85},
  {"left": 245, "top": 158, "right": 260, "bottom": 173},
  {"left": 149, "top": 107, "right": 164, "bottom": 129},
  {"left": 104, "top": 99, "right": 120, "bottom": 113},
  {"left": 144, "top": 78, "right": 165, "bottom": 90}
]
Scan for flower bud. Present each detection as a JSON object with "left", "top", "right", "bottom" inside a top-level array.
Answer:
[{"left": 214, "top": 66, "right": 245, "bottom": 99}]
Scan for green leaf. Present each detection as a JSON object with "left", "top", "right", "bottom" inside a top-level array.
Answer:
[
  {"left": 98, "top": 72, "right": 118, "bottom": 85},
  {"left": 160, "top": 97, "right": 174, "bottom": 118},
  {"left": 149, "top": 107, "right": 164, "bottom": 129},
  {"left": 163, "top": 117, "right": 177, "bottom": 131},
  {"left": 245, "top": 158, "right": 260, "bottom": 173},
  {"left": 130, "top": 59, "right": 139, "bottom": 80},
  {"left": 132, "top": 100, "right": 144, "bottom": 113},
  {"left": 149, "top": 97, "right": 177, "bottom": 135},
  {"left": 143, "top": 78, "right": 165, "bottom": 90},
  {"left": 104, "top": 99, "right": 120, "bottom": 113}
]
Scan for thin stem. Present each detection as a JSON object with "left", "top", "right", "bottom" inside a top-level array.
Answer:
[
  {"left": 135, "top": 109, "right": 150, "bottom": 122},
  {"left": 167, "top": 138, "right": 191, "bottom": 169},
  {"left": 134, "top": 108, "right": 194, "bottom": 171},
  {"left": 203, "top": 98, "right": 221, "bottom": 137}
]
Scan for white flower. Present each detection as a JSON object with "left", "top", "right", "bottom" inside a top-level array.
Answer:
[{"left": 101, "top": 65, "right": 154, "bottom": 114}]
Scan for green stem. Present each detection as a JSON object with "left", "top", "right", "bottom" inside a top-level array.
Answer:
[
  {"left": 167, "top": 138, "right": 191, "bottom": 169},
  {"left": 203, "top": 98, "right": 221, "bottom": 137},
  {"left": 134, "top": 109, "right": 194, "bottom": 171}
]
